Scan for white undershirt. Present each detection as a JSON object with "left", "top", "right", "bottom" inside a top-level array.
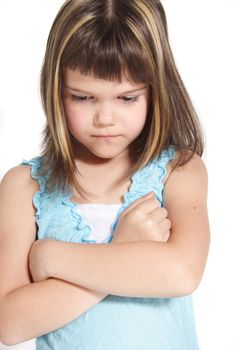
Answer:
[{"left": 76, "top": 204, "right": 121, "bottom": 243}]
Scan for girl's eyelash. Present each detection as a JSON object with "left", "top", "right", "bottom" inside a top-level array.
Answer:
[
  {"left": 71, "top": 95, "right": 90, "bottom": 101},
  {"left": 121, "top": 96, "right": 139, "bottom": 102},
  {"left": 71, "top": 95, "right": 139, "bottom": 103}
]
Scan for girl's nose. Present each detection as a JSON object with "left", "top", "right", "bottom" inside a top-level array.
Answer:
[{"left": 94, "top": 103, "right": 116, "bottom": 126}]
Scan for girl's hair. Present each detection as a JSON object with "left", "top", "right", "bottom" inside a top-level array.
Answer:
[{"left": 39, "top": 0, "right": 205, "bottom": 200}]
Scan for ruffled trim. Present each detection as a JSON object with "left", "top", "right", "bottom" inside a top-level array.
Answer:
[
  {"left": 20, "top": 157, "right": 46, "bottom": 221},
  {"left": 61, "top": 193, "right": 93, "bottom": 243},
  {"left": 155, "top": 145, "right": 176, "bottom": 203}
]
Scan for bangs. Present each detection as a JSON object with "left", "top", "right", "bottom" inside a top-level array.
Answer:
[{"left": 61, "top": 18, "right": 153, "bottom": 84}]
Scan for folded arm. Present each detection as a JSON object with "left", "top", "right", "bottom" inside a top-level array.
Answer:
[
  {"left": 35, "top": 153, "right": 210, "bottom": 298},
  {"left": 0, "top": 278, "right": 107, "bottom": 346}
]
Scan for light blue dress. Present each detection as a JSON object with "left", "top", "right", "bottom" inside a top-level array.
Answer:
[{"left": 20, "top": 146, "right": 199, "bottom": 350}]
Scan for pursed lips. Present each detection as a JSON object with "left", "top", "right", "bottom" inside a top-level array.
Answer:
[{"left": 93, "top": 134, "right": 119, "bottom": 137}]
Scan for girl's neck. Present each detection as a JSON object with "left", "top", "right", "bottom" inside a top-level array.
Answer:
[
  {"left": 72, "top": 160, "right": 133, "bottom": 205},
  {"left": 71, "top": 142, "right": 135, "bottom": 203},
  {"left": 73, "top": 142, "right": 134, "bottom": 181}
]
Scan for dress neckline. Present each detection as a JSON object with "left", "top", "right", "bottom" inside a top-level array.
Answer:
[{"left": 62, "top": 166, "right": 141, "bottom": 242}]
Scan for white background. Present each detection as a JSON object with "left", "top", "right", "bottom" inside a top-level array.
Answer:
[{"left": 0, "top": 1, "right": 233, "bottom": 349}]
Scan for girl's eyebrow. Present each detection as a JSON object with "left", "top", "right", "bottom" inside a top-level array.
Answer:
[{"left": 63, "top": 85, "right": 147, "bottom": 94}]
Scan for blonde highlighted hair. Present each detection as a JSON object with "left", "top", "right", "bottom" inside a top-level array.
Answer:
[{"left": 39, "top": 0, "right": 205, "bottom": 200}]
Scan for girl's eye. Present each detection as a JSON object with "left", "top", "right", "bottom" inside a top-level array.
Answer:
[
  {"left": 120, "top": 96, "right": 139, "bottom": 103},
  {"left": 71, "top": 95, "right": 92, "bottom": 101},
  {"left": 70, "top": 95, "right": 139, "bottom": 103}
]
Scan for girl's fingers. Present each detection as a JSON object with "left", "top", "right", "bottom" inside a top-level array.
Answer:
[
  {"left": 121, "top": 192, "right": 154, "bottom": 217},
  {"left": 162, "top": 230, "right": 171, "bottom": 242},
  {"left": 159, "top": 218, "right": 171, "bottom": 232},
  {"left": 149, "top": 207, "right": 168, "bottom": 223},
  {"left": 120, "top": 192, "right": 160, "bottom": 215}
]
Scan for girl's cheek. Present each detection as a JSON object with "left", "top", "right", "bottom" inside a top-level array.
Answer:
[{"left": 63, "top": 104, "right": 80, "bottom": 123}]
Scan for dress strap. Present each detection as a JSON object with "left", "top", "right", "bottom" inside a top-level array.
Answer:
[{"left": 20, "top": 156, "right": 46, "bottom": 220}]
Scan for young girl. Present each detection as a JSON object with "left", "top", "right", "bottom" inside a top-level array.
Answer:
[{"left": 0, "top": 0, "right": 210, "bottom": 349}]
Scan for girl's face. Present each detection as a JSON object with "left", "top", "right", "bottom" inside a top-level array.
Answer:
[{"left": 62, "top": 68, "right": 150, "bottom": 162}]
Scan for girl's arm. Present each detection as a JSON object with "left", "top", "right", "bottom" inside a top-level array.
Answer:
[
  {"left": 0, "top": 279, "right": 107, "bottom": 346},
  {"left": 34, "top": 153, "right": 210, "bottom": 298},
  {"left": 0, "top": 166, "right": 107, "bottom": 346}
]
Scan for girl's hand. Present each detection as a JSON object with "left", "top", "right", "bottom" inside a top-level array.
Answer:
[
  {"left": 29, "top": 238, "right": 55, "bottom": 283},
  {"left": 112, "top": 192, "right": 171, "bottom": 243}
]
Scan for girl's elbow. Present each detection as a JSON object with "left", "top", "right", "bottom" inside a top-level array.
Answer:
[
  {"left": 0, "top": 324, "right": 29, "bottom": 346},
  {"left": 180, "top": 266, "right": 203, "bottom": 296},
  {"left": 0, "top": 306, "right": 25, "bottom": 346},
  {"left": 180, "top": 278, "right": 198, "bottom": 296},
  {"left": 0, "top": 323, "right": 17, "bottom": 346},
  {"left": 166, "top": 262, "right": 201, "bottom": 297},
  {"left": 0, "top": 336, "right": 19, "bottom": 347},
  {"left": 0, "top": 325, "right": 24, "bottom": 347}
]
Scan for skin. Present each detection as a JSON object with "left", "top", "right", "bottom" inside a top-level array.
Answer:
[{"left": 62, "top": 67, "right": 150, "bottom": 163}]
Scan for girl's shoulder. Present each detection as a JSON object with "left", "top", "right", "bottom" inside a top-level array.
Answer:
[
  {"left": 162, "top": 148, "right": 205, "bottom": 185},
  {"left": 0, "top": 165, "right": 40, "bottom": 225},
  {"left": 0, "top": 164, "right": 39, "bottom": 196},
  {"left": 164, "top": 150, "right": 206, "bottom": 183},
  {"left": 19, "top": 156, "right": 49, "bottom": 194}
]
